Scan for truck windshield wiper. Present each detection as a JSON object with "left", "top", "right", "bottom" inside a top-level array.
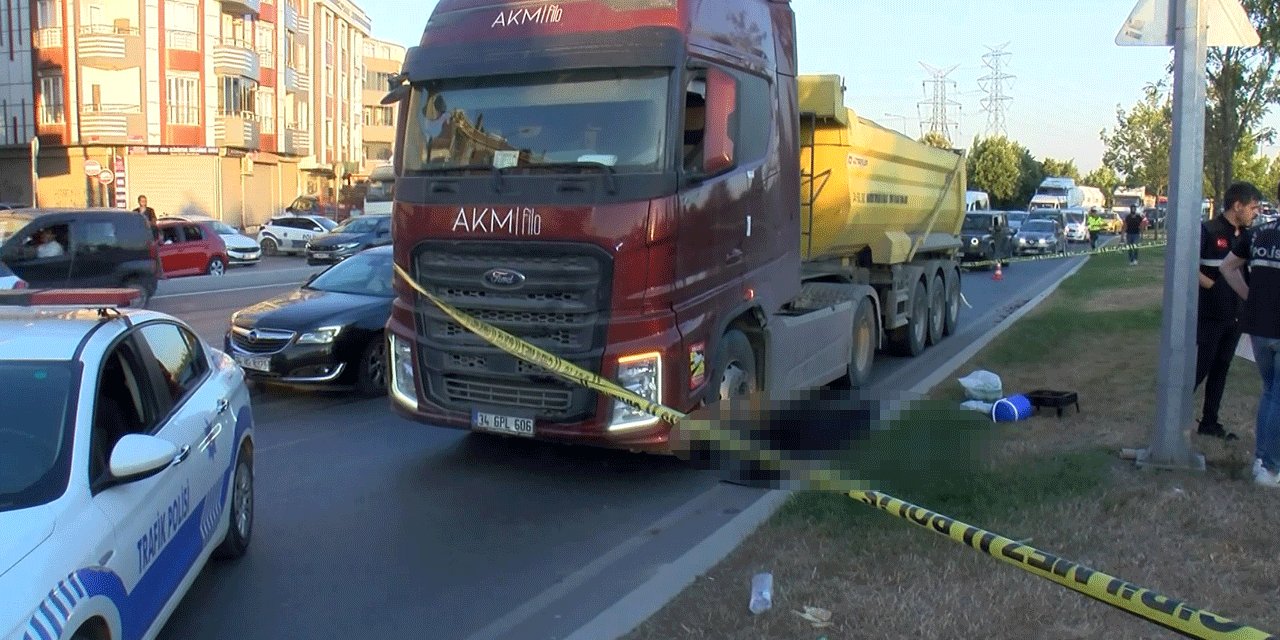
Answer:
[{"left": 499, "top": 161, "right": 618, "bottom": 195}]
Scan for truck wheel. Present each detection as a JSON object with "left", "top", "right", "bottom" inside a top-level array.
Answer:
[
  {"left": 713, "top": 330, "right": 757, "bottom": 402},
  {"left": 843, "top": 297, "right": 876, "bottom": 388},
  {"left": 943, "top": 267, "right": 961, "bottom": 336},
  {"left": 927, "top": 273, "right": 946, "bottom": 346},
  {"left": 890, "top": 279, "right": 928, "bottom": 357}
]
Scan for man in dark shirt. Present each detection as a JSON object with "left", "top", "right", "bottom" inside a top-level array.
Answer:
[
  {"left": 1194, "top": 182, "right": 1261, "bottom": 440},
  {"left": 1220, "top": 180, "right": 1280, "bottom": 487},
  {"left": 1124, "top": 204, "right": 1144, "bottom": 265}
]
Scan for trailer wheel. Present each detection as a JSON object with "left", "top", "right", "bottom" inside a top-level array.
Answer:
[
  {"left": 927, "top": 273, "right": 946, "bottom": 346},
  {"left": 714, "top": 330, "right": 757, "bottom": 402},
  {"left": 943, "top": 267, "right": 961, "bottom": 336},
  {"left": 890, "top": 279, "right": 928, "bottom": 357},
  {"left": 844, "top": 297, "right": 876, "bottom": 388}
]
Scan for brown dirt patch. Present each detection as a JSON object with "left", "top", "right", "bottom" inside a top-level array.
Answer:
[{"left": 1083, "top": 285, "right": 1165, "bottom": 313}]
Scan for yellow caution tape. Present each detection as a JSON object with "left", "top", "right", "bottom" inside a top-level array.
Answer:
[
  {"left": 964, "top": 239, "right": 1167, "bottom": 269},
  {"left": 391, "top": 259, "right": 1276, "bottom": 639},
  {"left": 852, "top": 491, "right": 1277, "bottom": 640}
]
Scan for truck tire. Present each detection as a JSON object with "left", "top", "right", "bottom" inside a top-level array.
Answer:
[
  {"left": 714, "top": 330, "right": 757, "bottom": 402},
  {"left": 943, "top": 267, "right": 961, "bottom": 336},
  {"left": 890, "top": 279, "right": 928, "bottom": 357},
  {"left": 927, "top": 273, "right": 946, "bottom": 346},
  {"left": 844, "top": 297, "right": 876, "bottom": 388}
]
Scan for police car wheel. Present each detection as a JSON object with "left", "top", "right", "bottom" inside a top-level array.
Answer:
[
  {"left": 260, "top": 237, "right": 279, "bottom": 256},
  {"left": 215, "top": 448, "right": 253, "bottom": 560}
]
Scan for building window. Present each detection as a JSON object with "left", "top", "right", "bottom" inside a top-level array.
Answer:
[
  {"left": 218, "top": 76, "right": 258, "bottom": 115},
  {"left": 166, "top": 1, "right": 199, "bottom": 50},
  {"left": 36, "top": 0, "right": 60, "bottom": 28},
  {"left": 364, "top": 70, "right": 394, "bottom": 92},
  {"left": 220, "top": 14, "right": 253, "bottom": 48},
  {"left": 362, "top": 106, "right": 393, "bottom": 127},
  {"left": 167, "top": 75, "right": 199, "bottom": 125},
  {"left": 259, "top": 88, "right": 275, "bottom": 133},
  {"left": 38, "top": 75, "right": 64, "bottom": 124},
  {"left": 256, "top": 23, "right": 274, "bottom": 58}
]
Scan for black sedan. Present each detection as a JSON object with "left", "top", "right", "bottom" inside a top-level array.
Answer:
[
  {"left": 305, "top": 214, "right": 392, "bottom": 265},
  {"left": 226, "top": 246, "right": 393, "bottom": 396},
  {"left": 1014, "top": 219, "right": 1068, "bottom": 256}
]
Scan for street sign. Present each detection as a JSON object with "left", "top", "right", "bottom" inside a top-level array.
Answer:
[
  {"left": 1117, "top": 0, "right": 1259, "bottom": 47},
  {"left": 97, "top": 169, "right": 114, "bottom": 185},
  {"left": 83, "top": 159, "right": 102, "bottom": 176}
]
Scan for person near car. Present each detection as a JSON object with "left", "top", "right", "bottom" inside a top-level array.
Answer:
[
  {"left": 1086, "top": 207, "right": 1105, "bottom": 250},
  {"left": 1195, "top": 182, "right": 1262, "bottom": 442},
  {"left": 134, "top": 195, "right": 158, "bottom": 237},
  {"left": 35, "top": 228, "right": 63, "bottom": 258},
  {"left": 1124, "top": 204, "right": 1145, "bottom": 265},
  {"left": 1219, "top": 180, "right": 1280, "bottom": 487}
]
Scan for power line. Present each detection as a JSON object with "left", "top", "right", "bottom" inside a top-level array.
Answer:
[
  {"left": 978, "top": 42, "right": 1015, "bottom": 138},
  {"left": 917, "top": 62, "right": 961, "bottom": 145}
]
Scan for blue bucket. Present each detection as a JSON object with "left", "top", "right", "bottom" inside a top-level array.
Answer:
[{"left": 992, "top": 394, "right": 1033, "bottom": 422}]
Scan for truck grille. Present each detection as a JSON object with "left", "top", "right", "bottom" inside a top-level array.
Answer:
[{"left": 411, "top": 241, "right": 612, "bottom": 420}]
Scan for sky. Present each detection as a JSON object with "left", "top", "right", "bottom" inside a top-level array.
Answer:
[{"left": 362, "top": 0, "right": 1280, "bottom": 174}]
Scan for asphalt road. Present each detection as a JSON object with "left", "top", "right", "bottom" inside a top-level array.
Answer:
[{"left": 153, "top": 247, "right": 1093, "bottom": 640}]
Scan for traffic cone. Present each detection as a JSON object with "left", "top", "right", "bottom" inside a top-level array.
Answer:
[{"left": 992, "top": 261, "right": 1003, "bottom": 281}]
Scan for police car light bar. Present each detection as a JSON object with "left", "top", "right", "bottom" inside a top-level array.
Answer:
[{"left": 0, "top": 288, "right": 141, "bottom": 307}]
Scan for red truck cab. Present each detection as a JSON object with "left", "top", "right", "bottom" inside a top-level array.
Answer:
[{"left": 386, "top": 0, "right": 803, "bottom": 451}]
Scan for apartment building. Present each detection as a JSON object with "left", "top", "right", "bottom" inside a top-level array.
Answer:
[
  {"left": 0, "top": 0, "right": 368, "bottom": 228},
  {"left": 359, "top": 36, "right": 402, "bottom": 178},
  {"left": 299, "top": 0, "right": 368, "bottom": 201}
]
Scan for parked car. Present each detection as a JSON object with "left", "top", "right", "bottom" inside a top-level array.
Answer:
[
  {"left": 257, "top": 214, "right": 338, "bottom": 256},
  {"left": 156, "top": 218, "right": 230, "bottom": 277},
  {"left": 1031, "top": 209, "right": 1080, "bottom": 243},
  {"left": 162, "top": 214, "right": 262, "bottom": 266},
  {"left": 1014, "top": 219, "right": 1067, "bottom": 256},
  {"left": 0, "top": 260, "right": 26, "bottom": 289},
  {"left": 1007, "top": 211, "right": 1029, "bottom": 232},
  {"left": 226, "top": 246, "right": 394, "bottom": 396},
  {"left": 306, "top": 214, "right": 392, "bottom": 265},
  {"left": 284, "top": 194, "right": 356, "bottom": 223},
  {"left": 0, "top": 208, "right": 161, "bottom": 305},
  {"left": 0, "top": 288, "right": 255, "bottom": 640},
  {"left": 960, "top": 211, "right": 1014, "bottom": 267}
]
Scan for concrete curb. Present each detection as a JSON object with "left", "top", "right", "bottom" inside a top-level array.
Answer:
[{"left": 566, "top": 253, "right": 1095, "bottom": 640}]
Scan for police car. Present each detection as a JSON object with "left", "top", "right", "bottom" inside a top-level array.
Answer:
[{"left": 0, "top": 289, "right": 255, "bottom": 640}]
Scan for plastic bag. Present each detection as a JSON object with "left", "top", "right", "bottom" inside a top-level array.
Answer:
[
  {"left": 958, "top": 370, "right": 1003, "bottom": 402},
  {"left": 961, "top": 400, "right": 995, "bottom": 414}
]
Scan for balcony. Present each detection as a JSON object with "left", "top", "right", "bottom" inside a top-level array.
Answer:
[
  {"left": 284, "top": 66, "right": 310, "bottom": 94},
  {"left": 296, "top": 14, "right": 310, "bottom": 35},
  {"left": 213, "top": 39, "right": 260, "bottom": 78},
  {"left": 165, "top": 29, "right": 200, "bottom": 51},
  {"left": 214, "top": 112, "right": 261, "bottom": 149},
  {"left": 283, "top": 2, "right": 298, "bottom": 31},
  {"left": 79, "top": 103, "right": 145, "bottom": 142},
  {"left": 77, "top": 23, "right": 144, "bottom": 69},
  {"left": 35, "top": 27, "right": 63, "bottom": 49},
  {"left": 221, "top": 0, "right": 261, "bottom": 17},
  {"left": 283, "top": 127, "right": 310, "bottom": 155}
]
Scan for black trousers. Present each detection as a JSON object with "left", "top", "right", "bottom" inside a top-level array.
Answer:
[{"left": 1195, "top": 316, "right": 1242, "bottom": 426}]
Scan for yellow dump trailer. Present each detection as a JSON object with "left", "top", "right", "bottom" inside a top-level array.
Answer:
[{"left": 798, "top": 74, "right": 966, "bottom": 265}]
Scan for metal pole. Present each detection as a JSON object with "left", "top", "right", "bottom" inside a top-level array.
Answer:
[{"left": 1139, "top": 0, "right": 1207, "bottom": 471}]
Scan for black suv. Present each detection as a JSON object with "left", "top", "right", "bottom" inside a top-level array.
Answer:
[
  {"left": 305, "top": 214, "right": 392, "bottom": 265},
  {"left": 960, "top": 211, "right": 1014, "bottom": 267},
  {"left": 0, "top": 208, "right": 161, "bottom": 305}
]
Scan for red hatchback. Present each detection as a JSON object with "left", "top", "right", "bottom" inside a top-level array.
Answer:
[{"left": 156, "top": 219, "right": 229, "bottom": 277}]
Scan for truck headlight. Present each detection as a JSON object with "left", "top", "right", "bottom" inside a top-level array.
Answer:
[
  {"left": 298, "top": 326, "right": 343, "bottom": 344},
  {"left": 608, "top": 352, "right": 662, "bottom": 432},
  {"left": 388, "top": 333, "right": 417, "bottom": 407}
]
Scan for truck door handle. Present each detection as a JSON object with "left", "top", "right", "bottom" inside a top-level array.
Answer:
[{"left": 725, "top": 249, "right": 743, "bottom": 265}]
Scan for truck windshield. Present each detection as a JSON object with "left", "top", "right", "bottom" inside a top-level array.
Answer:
[{"left": 403, "top": 69, "right": 670, "bottom": 174}]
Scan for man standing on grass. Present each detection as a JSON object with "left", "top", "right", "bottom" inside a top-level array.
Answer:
[
  {"left": 1220, "top": 181, "right": 1280, "bottom": 487},
  {"left": 1197, "top": 182, "right": 1262, "bottom": 443},
  {"left": 1124, "top": 204, "right": 1144, "bottom": 265}
]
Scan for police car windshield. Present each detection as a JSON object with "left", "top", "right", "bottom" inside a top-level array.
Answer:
[
  {"left": 0, "top": 362, "right": 75, "bottom": 512},
  {"left": 305, "top": 251, "right": 394, "bottom": 297}
]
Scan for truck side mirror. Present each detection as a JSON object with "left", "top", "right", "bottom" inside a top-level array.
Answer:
[{"left": 703, "top": 67, "right": 737, "bottom": 176}]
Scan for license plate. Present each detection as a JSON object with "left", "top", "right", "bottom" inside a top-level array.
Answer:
[
  {"left": 471, "top": 410, "right": 535, "bottom": 437},
  {"left": 313, "top": 252, "right": 330, "bottom": 259},
  {"left": 234, "top": 355, "right": 271, "bottom": 372}
]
